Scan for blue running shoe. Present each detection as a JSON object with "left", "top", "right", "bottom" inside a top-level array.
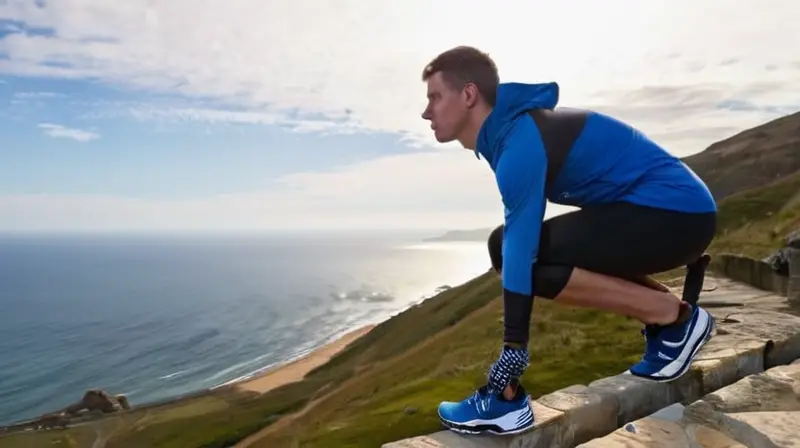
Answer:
[
  {"left": 438, "top": 383, "right": 534, "bottom": 435},
  {"left": 627, "top": 303, "right": 715, "bottom": 382}
]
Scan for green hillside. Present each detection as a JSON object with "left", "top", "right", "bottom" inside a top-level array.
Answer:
[
  {"left": 707, "top": 170, "right": 800, "bottom": 258},
  {"left": 2, "top": 113, "right": 799, "bottom": 448},
  {"left": 681, "top": 110, "right": 800, "bottom": 201}
]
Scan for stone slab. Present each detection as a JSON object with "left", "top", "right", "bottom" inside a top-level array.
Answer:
[
  {"left": 383, "top": 278, "right": 800, "bottom": 448},
  {"left": 693, "top": 305, "right": 800, "bottom": 395},
  {"left": 682, "top": 362, "right": 800, "bottom": 447},
  {"left": 575, "top": 417, "right": 747, "bottom": 448},
  {"left": 382, "top": 400, "right": 564, "bottom": 448},
  {"left": 534, "top": 384, "right": 617, "bottom": 443},
  {"left": 574, "top": 362, "right": 800, "bottom": 447}
]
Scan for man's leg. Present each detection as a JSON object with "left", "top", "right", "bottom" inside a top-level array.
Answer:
[
  {"left": 490, "top": 202, "right": 716, "bottom": 381},
  {"left": 438, "top": 205, "right": 715, "bottom": 433},
  {"left": 528, "top": 202, "right": 714, "bottom": 314},
  {"left": 526, "top": 201, "right": 717, "bottom": 382},
  {"left": 487, "top": 204, "right": 713, "bottom": 325}
]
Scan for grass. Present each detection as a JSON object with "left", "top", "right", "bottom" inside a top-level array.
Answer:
[
  {"left": 3, "top": 170, "right": 799, "bottom": 448},
  {"left": 250, "top": 293, "right": 645, "bottom": 447},
  {"left": 101, "top": 381, "right": 319, "bottom": 448},
  {"left": 0, "top": 426, "right": 97, "bottom": 448},
  {"left": 709, "top": 171, "right": 800, "bottom": 258}
]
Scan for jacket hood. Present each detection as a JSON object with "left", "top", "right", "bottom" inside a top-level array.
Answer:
[{"left": 475, "top": 82, "right": 560, "bottom": 167}]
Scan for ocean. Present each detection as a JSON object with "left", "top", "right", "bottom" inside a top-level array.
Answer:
[{"left": 0, "top": 232, "right": 490, "bottom": 426}]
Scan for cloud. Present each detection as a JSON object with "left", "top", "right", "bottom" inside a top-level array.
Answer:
[
  {"left": 0, "top": 148, "right": 579, "bottom": 232},
  {"left": 13, "top": 91, "right": 65, "bottom": 99},
  {"left": 0, "top": 153, "right": 489, "bottom": 231},
  {"left": 580, "top": 82, "right": 800, "bottom": 155},
  {"left": 1, "top": 0, "right": 797, "bottom": 146},
  {"left": 37, "top": 123, "right": 100, "bottom": 141},
  {"left": 1, "top": 1, "right": 798, "bottom": 231}
]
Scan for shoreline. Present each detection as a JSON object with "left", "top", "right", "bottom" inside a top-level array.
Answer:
[
  {"left": 1, "top": 257, "right": 486, "bottom": 429},
  {"left": 0, "top": 269, "right": 484, "bottom": 431},
  {"left": 230, "top": 324, "right": 376, "bottom": 394},
  {"left": 0, "top": 324, "right": 378, "bottom": 432}
]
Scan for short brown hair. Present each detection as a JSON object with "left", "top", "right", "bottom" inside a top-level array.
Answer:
[{"left": 422, "top": 46, "right": 499, "bottom": 106}]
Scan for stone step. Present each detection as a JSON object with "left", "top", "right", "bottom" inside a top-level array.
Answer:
[
  {"left": 382, "top": 278, "right": 800, "bottom": 448},
  {"left": 578, "top": 359, "right": 800, "bottom": 447}
]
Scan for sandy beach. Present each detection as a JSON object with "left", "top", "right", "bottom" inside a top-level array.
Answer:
[{"left": 234, "top": 324, "right": 375, "bottom": 394}]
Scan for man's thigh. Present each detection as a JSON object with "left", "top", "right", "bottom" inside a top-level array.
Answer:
[{"left": 538, "top": 202, "right": 715, "bottom": 278}]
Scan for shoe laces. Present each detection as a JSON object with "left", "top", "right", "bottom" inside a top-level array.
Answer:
[
  {"left": 640, "top": 324, "right": 666, "bottom": 363},
  {"left": 641, "top": 324, "right": 664, "bottom": 340},
  {"left": 468, "top": 386, "right": 492, "bottom": 414}
]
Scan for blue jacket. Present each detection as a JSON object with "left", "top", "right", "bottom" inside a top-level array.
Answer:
[{"left": 476, "top": 82, "right": 716, "bottom": 298}]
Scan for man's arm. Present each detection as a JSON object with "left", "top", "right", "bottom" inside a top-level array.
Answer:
[{"left": 495, "top": 116, "right": 548, "bottom": 347}]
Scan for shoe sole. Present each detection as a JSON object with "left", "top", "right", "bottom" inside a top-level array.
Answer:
[
  {"left": 626, "top": 308, "right": 716, "bottom": 382},
  {"left": 438, "top": 399, "right": 535, "bottom": 436}
]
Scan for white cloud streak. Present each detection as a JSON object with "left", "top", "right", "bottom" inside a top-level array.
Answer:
[
  {"left": 37, "top": 122, "right": 100, "bottom": 141},
  {"left": 1, "top": 0, "right": 796, "bottom": 145},
  {"left": 1, "top": 0, "right": 799, "bottom": 230}
]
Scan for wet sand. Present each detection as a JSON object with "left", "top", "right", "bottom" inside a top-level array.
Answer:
[{"left": 234, "top": 324, "right": 375, "bottom": 394}]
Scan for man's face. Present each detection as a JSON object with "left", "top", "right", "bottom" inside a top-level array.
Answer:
[{"left": 421, "top": 72, "right": 469, "bottom": 144}]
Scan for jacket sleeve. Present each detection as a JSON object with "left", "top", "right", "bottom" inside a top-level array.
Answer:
[{"left": 494, "top": 116, "right": 548, "bottom": 345}]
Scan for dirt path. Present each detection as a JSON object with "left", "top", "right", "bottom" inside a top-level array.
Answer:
[{"left": 233, "top": 326, "right": 376, "bottom": 447}]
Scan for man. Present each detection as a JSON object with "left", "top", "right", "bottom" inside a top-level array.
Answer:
[{"left": 420, "top": 46, "right": 717, "bottom": 435}]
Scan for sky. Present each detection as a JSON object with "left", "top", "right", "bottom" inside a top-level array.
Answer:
[{"left": 1, "top": 0, "right": 799, "bottom": 233}]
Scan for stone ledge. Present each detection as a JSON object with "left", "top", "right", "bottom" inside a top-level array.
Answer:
[
  {"left": 682, "top": 362, "right": 800, "bottom": 448},
  {"left": 577, "top": 416, "right": 747, "bottom": 447},
  {"left": 383, "top": 278, "right": 800, "bottom": 448},
  {"left": 712, "top": 253, "right": 789, "bottom": 296},
  {"left": 578, "top": 361, "right": 800, "bottom": 448}
]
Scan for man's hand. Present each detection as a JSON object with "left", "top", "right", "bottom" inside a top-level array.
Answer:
[
  {"left": 637, "top": 275, "right": 671, "bottom": 293},
  {"left": 487, "top": 345, "right": 529, "bottom": 395}
]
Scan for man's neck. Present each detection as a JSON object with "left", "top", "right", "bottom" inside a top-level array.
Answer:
[{"left": 458, "top": 105, "right": 492, "bottom": 150}]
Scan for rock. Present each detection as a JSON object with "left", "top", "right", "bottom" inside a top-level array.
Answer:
[
  {"left": 764, "top": 248, "right": 791, "bottom": 276},
  {"left": 583, "top": 373, "right": 700, "bottom": 429},
  {"left": 682, "top": 362, "right": 800, "bottom": 447},
  {"left": 535, "top": 384, "right": 618, "bottom": 442},
  {"left": 788, "top": 245, "right": 800, "bottom": 304},
  {"left": 647, "top": 403, "right": 685, "bottom": 422},
  {"left": 577, "top": 369, "right": 800, "bottom": 448},
  {"left": 117, "top": 394, "right": 131, "bottom": 410},
  {"left": 578, "top": 418, "right": 749, "bottom": 447},
  {"left": 404, "top": 406, "right": 418, "bottom": 415},
  {"left": 63, "top": 389, "right": 129, "bottom": 416},
  {"left": 577, "top": 417, "right": 692, "bottom": 447},
  {"left": 786, "top": 230, "right": 800, "bottom": 249},
  {"left": 34, "top": 413, "right": 69, "bottom": 430}
]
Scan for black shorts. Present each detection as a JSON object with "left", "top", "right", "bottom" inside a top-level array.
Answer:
[{"left": 488, "top": 201, "right": 717, "bottom": 298}]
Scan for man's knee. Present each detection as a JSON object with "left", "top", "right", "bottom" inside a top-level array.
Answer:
[
  {"left": 534, "top": 265, "right": 573, "bottom": 299},
  {"left": 488, "top": 224, "right": 504, "bottom": 274},
  {"left": 487, "top": 224, "right": 571, "bottom": 298}
]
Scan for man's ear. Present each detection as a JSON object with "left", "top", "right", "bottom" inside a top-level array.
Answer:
[{"left": 463, "top": 83, "right": 480, "bottom": 108}]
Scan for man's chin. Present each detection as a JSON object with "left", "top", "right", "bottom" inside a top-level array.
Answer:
[{"left": 434, "top": 132, "right": 455, "bottom": 143}]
